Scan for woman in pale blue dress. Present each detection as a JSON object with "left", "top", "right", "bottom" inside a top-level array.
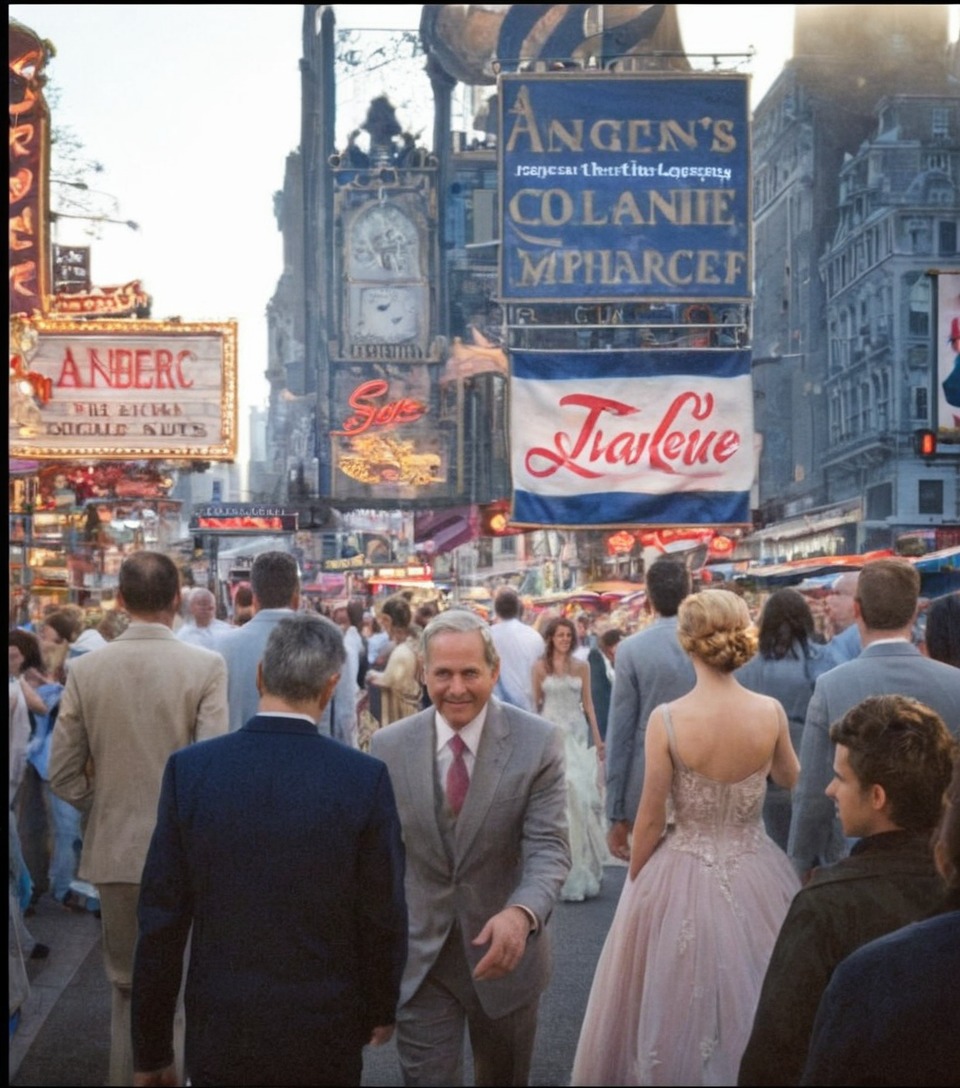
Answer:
[{"left": 533, "top": 617, "right": 607, "bottom": 902}]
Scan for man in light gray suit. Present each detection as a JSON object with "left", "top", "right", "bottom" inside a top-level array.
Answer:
[
  {"left": 788, "top": 557, "right": 960, "bottom": 877},
  {"left": 604, "top": 557, "right": 696, "bottom": 860},
  {"left": 215, "top": 551, "right": 328, "bottom": 734},
  {"left": 371, "top": 610, "right": 570, "bottom": 1087}
]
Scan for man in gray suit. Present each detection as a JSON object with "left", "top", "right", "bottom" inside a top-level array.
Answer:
[
  {"left": 604, "top": 557, "right": 696, "bottom": 861},
  {"left": 788, "top": 557, "right": 960, "bottom": 876},
  {"left": 215, "top": 551, "right": 322, "bottom": 734},
  {"left": 371, "top": 610, "right": 570, "bottom": 1087}
]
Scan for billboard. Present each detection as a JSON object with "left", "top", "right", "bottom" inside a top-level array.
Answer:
[
  {"left": 936, "top": 270, "right": 960, "bottom": 447},
  {"left": 9, "top": 318, "right": 238, "bottom": 460},
  {"left": 328, "top": 365, "right": 455, "bottom": 503},
  {"left": 509, "top": 349, "right": 754, "bottom": 528},
  {"left": 499, "top": 72, "right": 751, "bottom": 303},
  {"left": 9, "top": 25, "right": 51, "bottom": 317}
]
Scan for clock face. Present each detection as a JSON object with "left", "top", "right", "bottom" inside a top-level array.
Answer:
[
  {"left": 353, "top": 286, "right": 420, "bottom": 343},
  {"left": 349, "top": 204, "right": 419, "bottom": 280}
]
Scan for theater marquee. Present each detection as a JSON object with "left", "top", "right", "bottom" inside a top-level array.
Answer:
[{"left": 9, "top": 318, "right": 238, "bottom": 461}]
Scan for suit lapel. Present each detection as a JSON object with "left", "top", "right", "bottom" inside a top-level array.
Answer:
[{"left": 454, "top": 701, "right": 513, "bottom": 860}]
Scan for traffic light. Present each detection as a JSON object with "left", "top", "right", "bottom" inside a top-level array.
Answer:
[
  {"left": 915, "top": 429, "right": 937, "bottom": 458},
  {"left": 479, "top": 500, "right": 521, "bottom": 536}
]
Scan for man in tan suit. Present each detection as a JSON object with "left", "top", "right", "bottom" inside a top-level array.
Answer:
[{"left": 50, "top": 552, "right": 228, "bottom": 1086}]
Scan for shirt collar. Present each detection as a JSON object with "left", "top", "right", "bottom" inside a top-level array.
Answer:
[{"left": 435, "top": 703, "right": 488, "bottom": 756}]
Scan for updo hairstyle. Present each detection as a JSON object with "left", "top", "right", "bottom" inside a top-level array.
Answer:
[{"left": 677, "top": 589, "right": 757, "bottom": 672}]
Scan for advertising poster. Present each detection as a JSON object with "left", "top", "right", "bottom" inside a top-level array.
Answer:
[
  {"left": 9, "top": 318, "right": 238, "bottom": 460},
  {"left": 936, "top": 270, "right": 960, "bottom": 445},
  {"left": 499, "top": 73, "right": 751, "bottom": 303},
  {"left": 509, "top": 349, "right": 754, "bottom": 527},
  {"left": 329, "top": 365, "right": 454, "bottom": 504}
]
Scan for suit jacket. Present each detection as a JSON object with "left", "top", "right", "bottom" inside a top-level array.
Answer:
[
  {"left": 800, "top": 911, "right": 960, "bottom": 1086},
  {"left": 48, "top": 623, "right": 228, "bottom": 885},
  {"left": 604, "top": 616, "right": 696, "bottom": 824},
  {"left": 587, "top": 647, "right": 612, "bottom": 742},
  {"left": 370, "top": 698, "right": 570, "bottom": 1019},
  {"left": 132, "top": 716, "right": 407, "bottom": 1085},
  {"left": 215, "top": 608, "right": 304, "bottom": 734},
  {"left": 788, "top": 641, "right": 960, "bottom": 871}
]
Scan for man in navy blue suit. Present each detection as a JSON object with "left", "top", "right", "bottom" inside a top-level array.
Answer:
[{"left": 131, "top": 613, "right": 408, "bottom": 1087}]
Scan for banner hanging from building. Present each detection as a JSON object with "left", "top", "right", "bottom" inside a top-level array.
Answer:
[
  {"left": 9, "top": 318, "right": 238, "bottom": 460},
  {"left": 936, "top": 270, "right": 960, "bottom": 447},
  {"left": 499, "top": 73, "right": 750, "bottom": 303},
  {"left": 509, "top": 349, "right": 754, "bottom": 527}
]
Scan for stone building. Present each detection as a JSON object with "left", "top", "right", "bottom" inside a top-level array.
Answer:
[{"left": 749, "top": 4, "right": 959, "bottom": 559}]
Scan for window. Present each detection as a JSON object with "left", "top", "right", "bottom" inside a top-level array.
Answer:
[
  {"left": 918, "top": 479, "right": 944, "bottom": 515},
  {"left": 932, "top": 107, "right": 949, "bottom": 139},
  {"left": 940, "top": 220, "right": 957, "bottom": 257},
  {"left": 866, "top": 482, "right": 893, "bottom": 520}
]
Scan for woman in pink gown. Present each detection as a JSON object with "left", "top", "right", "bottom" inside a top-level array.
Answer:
[{"left": 572, "top": 590, "right": 800, "bottom": 1086}]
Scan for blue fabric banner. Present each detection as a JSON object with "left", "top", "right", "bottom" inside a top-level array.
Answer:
[{"left": 499, "top": 73, "right": 751, "bottom": 303}]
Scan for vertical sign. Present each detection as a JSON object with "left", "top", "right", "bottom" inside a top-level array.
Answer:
[
  {"left": 9, "top": 24, "right": 51, "bottom": 316},
  {"left": 937, "top": 271, "right": 960, "bottom": 445}
]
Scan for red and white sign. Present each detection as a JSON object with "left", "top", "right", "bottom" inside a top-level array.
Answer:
[{"left": 9, "top": 319, "right": 237, "bottom": 460}]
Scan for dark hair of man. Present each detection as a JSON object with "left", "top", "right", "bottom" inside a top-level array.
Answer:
[
  {"left": 118, "top": 551, "right": 180, "bottom": 615},
  {"left": 9, "top": 628, "right": 44, "bottom": 672},
  {"left": 260, "top": 613, "right": 345, "bottom": 704},
  {"left": 346, "top": 598, "right": 364, "bottom": 630},
  {"left": 829, "top": 695, "right": 958, "bottom": 834},
  {"left": 250, "top": 551, "right": 300, "bottom": 609},
  {"left": 599, "top": 628, "right": 623, "bottom": 650},
  {"left": 645, "top": 556, "right": 691, "bottom": 617},
  {"left": 380, "top": 595, "right": 411, "bottom": 631},
  {"left": 493, "top": 586, "right": 522, "bottom": 620},
  {"left": 855, "top": 558, "right": 920, "bottom": 631},
  {"left": 421, "top": 608, "right": 499, "bottom": 670},
  {"left": 542, "top": 616, "right": 576, "bottom": 674},
  {"left": 925, "top": 593, "right": 960, "bottom": 668},
  {"left": 41, "top": 610, "right": 77, "bottom": 645},
  {"left": 757, "top": 587, "right": 815, "bottom": 660}
]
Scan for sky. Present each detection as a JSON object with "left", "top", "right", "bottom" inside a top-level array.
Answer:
[{"left": 10, "top": 4, "right": 958, "bottom": 461}]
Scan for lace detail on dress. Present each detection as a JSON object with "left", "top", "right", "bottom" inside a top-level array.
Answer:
[{"left": 662, "top": 706, "right": 768, "bottom": 906}]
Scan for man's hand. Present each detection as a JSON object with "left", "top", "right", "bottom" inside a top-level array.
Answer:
[
  {"left": 133, "top": 1064, "right": 178, "bottom": 1087},
  {"left": 472, "top": 906, "right": 530, "bottom": 981},
  {"left": 607, "top": 819, "right": 631, "bottom": 860},
  {"left": 368, "top": 1024, "right": 395, "bottom": 1047}
]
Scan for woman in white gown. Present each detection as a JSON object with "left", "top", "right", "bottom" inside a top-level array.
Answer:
[
  {"left": 572, "top": 590, "right": 800, "bottom": 1086},
  {"left": 533, "top": 617, "right": 608, "bottom": 902}
]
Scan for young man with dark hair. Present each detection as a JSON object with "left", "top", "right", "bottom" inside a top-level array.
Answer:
[{"left": 739, "top": 694, "right": 958, "bottom": 1086}]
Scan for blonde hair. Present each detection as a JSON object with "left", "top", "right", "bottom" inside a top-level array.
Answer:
[{"left": 677, "top": 589, "right": 756, "bottom": 672}]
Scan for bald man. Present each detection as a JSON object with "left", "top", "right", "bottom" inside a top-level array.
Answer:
[{"left": 176, "top": 588, "right": 231, "bottom": 649}]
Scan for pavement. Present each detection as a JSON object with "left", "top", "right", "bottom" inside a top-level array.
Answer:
[{"left": 11, "top": 864, "right": 627, "bottom": 1087}]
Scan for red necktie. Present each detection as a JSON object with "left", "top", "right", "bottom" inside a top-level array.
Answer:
[{"left": 446, "top": 734, "right": 470, "bottom": 816}]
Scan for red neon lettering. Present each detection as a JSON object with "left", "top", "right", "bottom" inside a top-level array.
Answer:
[
  {"left": 525, "top": 391, "right": 740, "bottom": 479},
  {"left": 331, "top": 379, "right": 427, "bottom": 436}
]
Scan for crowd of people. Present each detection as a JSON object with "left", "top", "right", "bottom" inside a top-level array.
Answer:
[{"left": 8, "top": 548, "right": 960, "bottom": 1087}]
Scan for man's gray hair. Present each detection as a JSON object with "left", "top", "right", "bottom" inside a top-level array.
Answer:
[
  {"left": 261, "top": 613, "right": 345, "bottom": 703},
  {"left": 421, "top": 608, "right": 499, "bottom": 669}
]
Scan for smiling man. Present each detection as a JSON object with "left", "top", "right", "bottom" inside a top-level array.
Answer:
[
  {"left": 739, "top": 694, "right": 957, "bottom": 1086},
  {"left": 370, "top": 609, "right": 570, "bottom": 1087}
]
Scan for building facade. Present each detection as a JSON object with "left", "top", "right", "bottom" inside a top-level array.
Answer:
[{"left": 749, "top": 4, "right": 960, "bottom": 560}]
